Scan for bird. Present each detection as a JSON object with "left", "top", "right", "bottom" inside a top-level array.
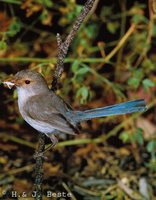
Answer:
[{"left": 3, "top": 70, "right": 147, "bottom": 146}]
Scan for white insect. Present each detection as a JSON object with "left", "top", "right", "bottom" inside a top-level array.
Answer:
[{"left": 3, "top": 81, "right": 15, "bottom": 89}]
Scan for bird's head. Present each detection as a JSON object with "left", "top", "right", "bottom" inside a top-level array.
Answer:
[{"left": 3, "top": 70, "right": 49, "bottom": 95}]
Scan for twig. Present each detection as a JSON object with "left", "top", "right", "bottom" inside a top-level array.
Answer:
[
  {"left": 34, "top": 133, "right": 46, "bottom": 200},
  {"left": 0, "top": 133, "right": 35, "bottom": 148},
  {"left": 62, "top": 182, "right": 77, "bottom": 200},
  {"left": 51, "top": 0, "right": 96, "bottom": 91},
  {"left": 118, "top": 180, "right": 142, "bottom": 200},
  {"left": 0, "top": 164, "right": 34, "bottom": 180},
  {"left": 83, "top": 0, "right": 100, "bottom": 24},
  {"left": 149, "top": 0, "right": 156, "bottom": 15},
  {"left": 34, "top": 1, "right": 96, "bottom": 199},
  {"left": 104, "top": 23, "right": 136, "bottom": 63},
  {"left": 135, "top": 0, "right": 155, "bottom": 67}
]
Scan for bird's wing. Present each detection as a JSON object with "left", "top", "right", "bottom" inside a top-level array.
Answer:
[{"left": 25, "top": 93, "right": 78, "bottom": 135}]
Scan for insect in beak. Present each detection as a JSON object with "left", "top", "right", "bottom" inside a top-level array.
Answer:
[{"left": 3, "top": 79, "right": 18, "bottom": 89}]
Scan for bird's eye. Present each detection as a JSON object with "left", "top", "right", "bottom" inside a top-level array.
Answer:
[{"left": 25, "top": 80, "right": 31, "bottom": 84}]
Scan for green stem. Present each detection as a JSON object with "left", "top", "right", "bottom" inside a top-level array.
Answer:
[
  {"left": 0, "top": 57, "right": 113, "bottom": 64},
  {"left": 0, "top": 0, "right": 21, "bottom": 4},
  {"left": 0, "top": 133, "right": 35, "bottom": 148}
]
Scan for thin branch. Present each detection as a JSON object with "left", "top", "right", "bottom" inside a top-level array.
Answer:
[
  {"left": 34, "top": 133, "right": 46, "bottom": 200},
  {"left": 135, "top": 0, "right": 154, "bottom": 67},
  {"left": 118, "top": 180, "right": 142, "bottom": 200},
  {"left": 150, "top": 0, "right": 156, "bottom": 14},
  {"left": 34, "top": 1, "right": 96, "bottom": 199},
  {"left": 51, "top": 0, "right": 96, "bottom": 91},
  {"left": 104, "top": 24, "right": 136, "bottom": 63},
  {"left": 83, "top": 0, "right": 99, "bottom": 24}
]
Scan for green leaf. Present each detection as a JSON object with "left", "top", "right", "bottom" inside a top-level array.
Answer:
[
  {"left": 7, "top": 18, "right": 21, "bottom": 37},
  {"left": 40, "top": 9, "right": 49, "bottom": 22},
  {"left": 132, "top": 128, "right": 144, "bottom": 145},
  {"left": 132, "top": 14, "right": 148, "bottom": 25},
  {"left": 67, "top": 5, "right": 83, "bottom": 22},
  {"left": 76, "top": 67, "right": 89, "bottom": 76},
  {"left": 142, "top": 58, "right": 155, "bottom": 71},
  {"left": 76, "top": 5, "right": 83, "bottom": 14},
  {"left": 119, "top": 131, "right": 130, "bottom": 143},
  {"left": 145, "top": 159, "right": 156, "bottom": 171},
  {"left": 143, "top": 78, "right": 155, "bottom": 91},
  {"left": 128, "top": 69, "right": 144, "bottom": 89},
  {"left": 42, "top": 0, "right": 53, "bottom": 8},
  {"left": 85, "top": 24, "right": 99, "bottom": 38},
  {"left": 135, "top": 69, "right": 144, "bottom": 79},
  {"left": 107, "top": 21, "right": 119, "bottom": 34},
  {"left": 71, "top": 60, "right": 81, "bottom": 73},
  {"left": 0, "top": 41, "right": 7, "bottom": 50},
  {"left": 37, "top": 0, "right": 53, "bottom": 7},
  {"left": 147, "top": 140, "right": 156, "bottom": 153},
  {"left": 76, "top": 86, "right": 89, "bottom": 104},
  {"left": 128, "top": 77, "right": 140, "bottom": 89}
]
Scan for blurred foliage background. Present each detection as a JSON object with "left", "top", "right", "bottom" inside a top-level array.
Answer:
[{"left": 0, "top": 0, "right": 156, "bottom": 199}]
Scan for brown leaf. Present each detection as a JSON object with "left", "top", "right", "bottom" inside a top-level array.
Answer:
[{"left": 136, "top": 117, "right": 156, "bottom": 140}]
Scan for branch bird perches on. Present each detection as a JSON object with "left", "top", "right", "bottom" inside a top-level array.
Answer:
[{"left": 34, "top": 1, "right": 96, "bottom": 200}]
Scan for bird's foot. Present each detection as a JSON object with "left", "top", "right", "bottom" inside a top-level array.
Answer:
[{"left": 33, "top": 135, "right": 58, "bottom": 159}]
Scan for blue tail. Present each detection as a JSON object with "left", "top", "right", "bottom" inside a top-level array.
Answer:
[{"left": 75, "top": 99, "right": 146, "bottom": 122}]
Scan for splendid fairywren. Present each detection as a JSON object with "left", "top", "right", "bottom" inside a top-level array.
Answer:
[{"left": 3, "top": 70, "right": 147, "bottom": 145}]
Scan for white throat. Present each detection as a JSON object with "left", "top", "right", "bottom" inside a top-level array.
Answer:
[{"left": 17, "top": 88, "right": 33, "bottom": 107}]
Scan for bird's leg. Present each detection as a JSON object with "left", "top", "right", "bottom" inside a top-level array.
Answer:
[
  {"left": 34, "top": 134, "right": 58, "bottom": 159},
  {"left": 44, "top": 134, "right": 58, "bottom": 153}
]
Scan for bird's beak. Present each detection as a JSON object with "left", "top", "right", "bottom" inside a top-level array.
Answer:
[{"left": 3, "top": 78, "right": 20, "bottom": 89}]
